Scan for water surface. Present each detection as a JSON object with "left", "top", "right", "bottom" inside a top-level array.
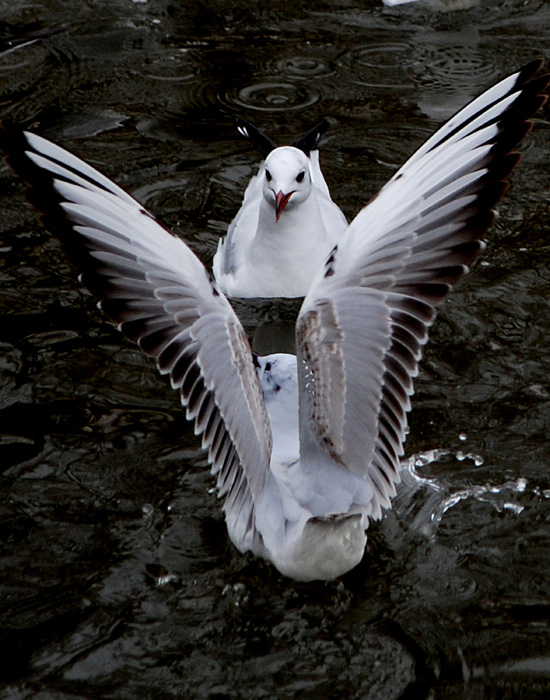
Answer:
[{"left": 1, "top": 1, "right": 550, "bottom": 698}]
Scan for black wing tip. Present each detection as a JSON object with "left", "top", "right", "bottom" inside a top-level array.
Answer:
[
  {"left": 516, "top": 58, "right": 547, "bottom": 85},
  {"left": 470, "top": 62, "right": 549, "bottom": 212},
  {"left": 0, "top": 122, "right": 103, "bottom": 265},
  {"left": 500, "top": 59, "right": 549, "bottom": 126},
  {"left": 232, "top": 115, "right": 254, "bottom": 136},
  {"left": 0, "top": 123, "right": 64, "bottom": 213},
  {"left": 0, "top": 120, "right": 31, "bottom": 171},
  {"left": 0, "top": 123, "right": 107, "bottom": 300},
  {"left": 232, "top": 115, "right": 277, "bottom": 158},
  {"left": 291, "top": 119, "right": 331, "bottom": 155},
  {"left": 232, "top": 115, "right": 333, "bottom": 158},
  {"left": 508, "top": 72, "right": 549, "bottom": 119},
  {"left": 484, "top": 62, "right": 549, "bottom": 169},
  {"left": 508, "top": 59, "right": 548, "bottom": 107},
  {"left": 0, "top": 122, "right": 58, "bottom": 212},
  {"left": 424, "top": 60, "right": 548, "bottom": 162}
]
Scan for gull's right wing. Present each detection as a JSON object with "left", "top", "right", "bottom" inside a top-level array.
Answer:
[{"left": 296, "top": 60, "right": 549, "bottom": 519}]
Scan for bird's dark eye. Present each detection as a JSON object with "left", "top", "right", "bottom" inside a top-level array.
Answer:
[
  {"left": 265, "top": 169, "right": 272, "bottom": 182},
  {"left": 265, "top": 362, "right": 272, "bottom": 372},
  {"left": 296, "top": 170, "right": 305, "bottom": 183}
]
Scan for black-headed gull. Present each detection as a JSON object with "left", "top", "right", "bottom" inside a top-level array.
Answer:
[
  {"left": 1, "top": 61, "right": 547, "bottom": 581},
  {"left": 213, "top": 117, "right": 348, "bottom": 298}
]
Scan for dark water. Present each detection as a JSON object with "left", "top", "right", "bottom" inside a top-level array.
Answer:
[{"left": 1, "top": 1, "right": 550, "bottom": 698}]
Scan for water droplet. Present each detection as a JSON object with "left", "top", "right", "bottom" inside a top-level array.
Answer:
[
  {"left": 516, "top": 478, "right": 527, "bottom": 493},
  {"left": 156, "top": 573, "right": 179, "bottom": 587},
  {"left": 503, "top": 502, "right": 524, "bottom": 515},
  {"left": 455, "top": 451, "right": 484, "bottom": 466}
]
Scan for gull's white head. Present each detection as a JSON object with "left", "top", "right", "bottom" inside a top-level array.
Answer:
[
  {"left": 254, "top": 352, "right": 298, "bottom": 402},
  {"left": 254, "top": 352, "right": 299, "bottom": 460},
  {"left": 262, "top": 147, "right": 312, "bottom": 221}
]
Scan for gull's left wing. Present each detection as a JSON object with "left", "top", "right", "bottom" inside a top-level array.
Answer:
[{"left": 0, "top": 124, "right": 274, "bottom": 549}]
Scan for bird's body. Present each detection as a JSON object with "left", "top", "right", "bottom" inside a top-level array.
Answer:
[
  {"left": 250, "top": 353, "right": 371, "bottom": 580},
  {"left": 1, "top": 60, "right": 547, "bottom": 581},
  {"left": 213, "top": 120, "right": 348, "bottom": 298}
]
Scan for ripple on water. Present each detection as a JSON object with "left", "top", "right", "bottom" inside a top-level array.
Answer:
[
  {"left": 360, "top": 124, "right": 434, "bottom": 169},
  {"left": 416, "top": 47, "right": 498, "bottom": 89},
  {"left": 132, "top": 173, "right": 207, "bottom": 219},
  {"left": 142, "top": 50, "right": 197, "bottom": 83},
  {"left": 220, "top": 80, "right": 320, "bottom": 112},
  {"left": 274, "top": 54, "right": 335, "bottom": 80},
  {"left": 338, "top": 43, "right": 415, "bottom": 90},
  {"left": 136, "top": 50, "right": 220, "bottom": 114},
  {"left": 411, "top": 42, "right": 500, "bottom": 119}
]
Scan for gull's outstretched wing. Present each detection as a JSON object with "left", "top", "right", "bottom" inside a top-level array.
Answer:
[
  {"left": 0, "top": 124, "right": 273, "bottom": 549},
  {"left": 296, "top": 60, "right": 548, "bottom": 519}
]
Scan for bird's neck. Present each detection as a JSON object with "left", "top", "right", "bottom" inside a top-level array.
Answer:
[
  {"left": 265, "top": 389, "right": 300, "bottom": 462},
  {"left": 244, "top": 196, "right": 330, "bottom": 297},
  {"left": 255, "top": 194, "right": 327, "bottom": 251}
]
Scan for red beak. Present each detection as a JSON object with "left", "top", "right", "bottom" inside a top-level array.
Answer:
[{"left": 275, "top": 190, "right": 293, "bottom": 222}]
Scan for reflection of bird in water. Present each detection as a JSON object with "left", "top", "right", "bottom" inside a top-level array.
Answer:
[
  {"left": 1, "top": 61, "right": 547, "bottom": 580},
  {"left": 213, "top": 118, "right": 348, "bottom": 298}
]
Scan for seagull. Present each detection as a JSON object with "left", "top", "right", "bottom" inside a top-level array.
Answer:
[
  {"left": 1, "top": 60, "right": 547, "bottom": 581},
  {"left": 212, "top": 117, "right": 349, "bottom": 298}
]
